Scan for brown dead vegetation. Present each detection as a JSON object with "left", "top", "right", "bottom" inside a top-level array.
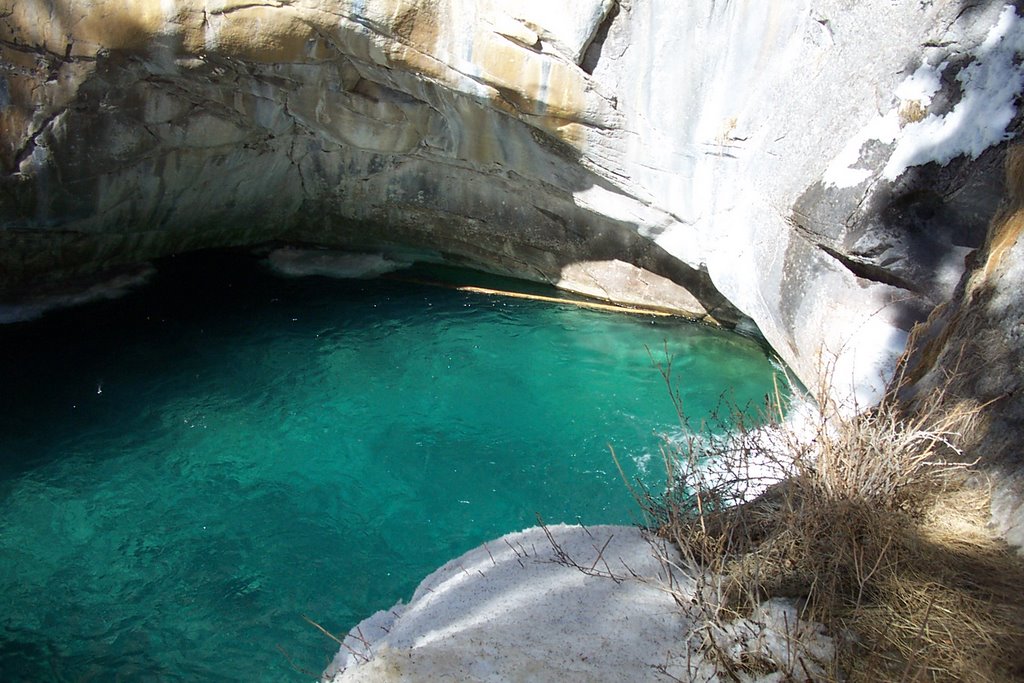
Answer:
[{"left": 638, "top": 348, "right": 1024, "bottom": 682}]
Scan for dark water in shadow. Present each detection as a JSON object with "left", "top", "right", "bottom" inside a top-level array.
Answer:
[{"left": 0, "top": 250, "right": 785, "bottom": 681}]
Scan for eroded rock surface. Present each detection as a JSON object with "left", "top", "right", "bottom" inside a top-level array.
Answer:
[
  {"left": 321, "top": 525, "right": 834, "bottom": 682},
  {"left": 1, "top": 0, "right": 717, "bottom": 322},
  {"left": 907, "top": 144, "right": 1024, "bottom": 549},
  {"left": 2, "top": 0, "right": 1023, "bottom": 400}
]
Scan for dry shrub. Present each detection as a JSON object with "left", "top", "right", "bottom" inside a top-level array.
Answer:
[{"left": 640, "top": 350, "right": 1024, "bottom": 682}]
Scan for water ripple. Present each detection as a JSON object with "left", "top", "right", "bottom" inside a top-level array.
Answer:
[{"left": 0, "top": 254, "right": 785, "bottom": 681}]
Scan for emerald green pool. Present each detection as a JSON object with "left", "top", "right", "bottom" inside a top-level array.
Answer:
[{"left": 0, "top": 250, "right": 785, "bottom": 681}]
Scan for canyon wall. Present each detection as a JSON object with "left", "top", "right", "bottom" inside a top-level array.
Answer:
[
  {"left": 2, "top": 0, "right": 1021, "bottom": 404},
  {"left": 905, "top": 143, "right": 1024, "bottom": 549}
]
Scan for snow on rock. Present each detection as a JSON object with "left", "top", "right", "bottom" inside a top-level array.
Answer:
[
  {"left": 883, "top": 5, "right": 1024, "bottom": 179},
  {"left": 825, "top": 4, "right": 1024, "bottom": 188},
  {"left": 322, "top": 524, "right": 834, "bottom": 682}
]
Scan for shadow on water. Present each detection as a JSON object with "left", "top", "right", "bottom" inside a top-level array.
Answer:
[{"left": 0, "top": 247, "right": 788, "bottom": 681}]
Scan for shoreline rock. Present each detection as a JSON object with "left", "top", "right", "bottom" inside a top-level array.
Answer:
[{"left": 323, "top": 524, "right": 833, "bottom": 682}]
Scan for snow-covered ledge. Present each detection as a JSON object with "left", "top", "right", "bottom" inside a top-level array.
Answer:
[{"left": 322, "top": 524, "right": 833, "bottom": 682}]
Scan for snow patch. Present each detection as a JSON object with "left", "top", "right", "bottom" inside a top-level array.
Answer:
[
  {"left": 822, "top": 110, "right": 901, "bottom": 188},
  {"left": 823, "top": 4, "right": 1024, "bottom": 189},
  {"left": 664, "top": 397, "right": 820, "bottom": 504},
  {"left": 322, "top": 524, "right": 834, "bottom": 682},
  {"left": 266, "top": 248, "right": 410, "bottom": 279},
  {"left": 893, "top": 60, "right": 947, "bottom": 105},
  {"left": 0, "top": 265, "right": 155, "bottom": 324}
]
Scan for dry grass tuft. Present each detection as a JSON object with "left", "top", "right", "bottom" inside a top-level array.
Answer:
[{"left": 638, "top": 350, "right": 1024, "bottom": 682}]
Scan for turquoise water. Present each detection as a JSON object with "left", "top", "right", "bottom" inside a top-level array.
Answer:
[{"left": 0, "top": 250, "right": 785, "bottom": 681}]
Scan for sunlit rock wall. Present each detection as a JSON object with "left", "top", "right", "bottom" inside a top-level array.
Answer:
[
  {"left": 0, "top": 0, "right": 733, "bottom": 322},
  {"left": 590, "top": 0, "right": 1022, "bottom": 402},
  {"left": 2, "top": 0, "right": 1022, "bottom": 401}
]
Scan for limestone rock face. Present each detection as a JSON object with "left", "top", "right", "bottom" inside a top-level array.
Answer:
[
  {"left": 2, "top": 0, "right": 1023, "bottom": 399},
  {"left": 1, "top": 0, "right": 730, "bottom": 322}
]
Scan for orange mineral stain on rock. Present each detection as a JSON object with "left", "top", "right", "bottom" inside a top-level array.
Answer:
[
  {"left": 202, "top": 6, "right": 324, "bottom": 63},
  {"left": 472, "top": 34, "right": 588, "bottom": 148},
  {"left": 471, "top": 34, "right": 586, "bottom": 121},
  {"left": 983, "top": 145, "right": 1024, "bottom": 278}
]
